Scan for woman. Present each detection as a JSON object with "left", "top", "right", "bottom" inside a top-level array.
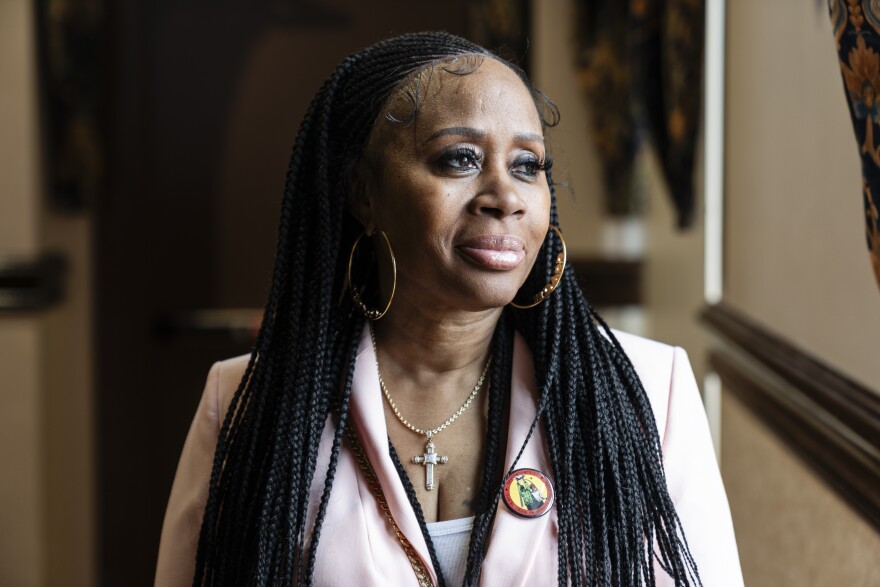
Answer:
[{"left": 156, "top": 32, "right": 742, "bottom": 586}]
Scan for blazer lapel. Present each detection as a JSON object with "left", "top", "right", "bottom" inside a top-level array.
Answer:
[
  {"left": 349, "top": 325, "right": 439, "bottom": 585},
  {"left": 480, "top": 333, "right": 558, "bottom": 585}
]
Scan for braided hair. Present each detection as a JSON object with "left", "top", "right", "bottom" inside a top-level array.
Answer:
[{"left": 193, "top": 31, "right": 701, "bottom": 586}]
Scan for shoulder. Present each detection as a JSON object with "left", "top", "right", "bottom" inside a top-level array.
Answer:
[
  {"left": 608, "top": 328, "right": 677, "bottom": 369},
  {"left": 210, "top": 353, "right": 253, "bottom": 426},
  {"left": 156, "top": 352, "right": 254, "bottom": 584},
  {"left": 606, "top": 329, "right": 694, "bottom": 445},
  {"left": 216, "top": 352, "right": 251, "bottom": 380}
]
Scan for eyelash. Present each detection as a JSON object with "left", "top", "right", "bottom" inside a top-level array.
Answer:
[
  {"left": 513, "top": 154, "right": 553, "bottom": 178},
  {"left": 441, "top": 147, "right": 483, "bottom": 171},
  {"left": 439, "top": 147, "right": 553, "bottom": 178}
]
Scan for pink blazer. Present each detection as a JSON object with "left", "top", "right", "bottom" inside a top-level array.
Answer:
[{"left": 155, "top": 327, "right": 743, "bottom": 586}]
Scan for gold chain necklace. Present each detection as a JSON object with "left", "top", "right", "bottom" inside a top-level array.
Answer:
[
  {"left": 369, "top": 324, "right": 491, "bottom": 491},
  {"left": 345, "top": 426, "right": 435, "bottom": 586}
]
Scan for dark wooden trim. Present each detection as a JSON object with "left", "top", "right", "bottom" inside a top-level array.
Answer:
[
  {"left": 702, "top": 303, "right": 880, "bottom": 444},
  {"left": 702, "top": 302, "right": 880, "bottom": 532},
  {"left": 570, "top": 257, "right": 642, "bottom": 307},
  {"left": 0, "top": 253, "right": 67, "bottom": 312}
]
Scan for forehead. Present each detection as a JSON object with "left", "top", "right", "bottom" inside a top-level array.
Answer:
[{"left": 379, "top": 57, "right": 544, "bottom": 145}]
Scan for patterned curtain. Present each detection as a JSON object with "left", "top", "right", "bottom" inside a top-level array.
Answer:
[
  {"left": 829, "top": 0, "right": 880, "bottom": 290},
  {"left": 573, "top": 0, "right": 705, "bottom": 229},
  {"left": 36, "top": 0, "right": 104, "bottom": 213}
]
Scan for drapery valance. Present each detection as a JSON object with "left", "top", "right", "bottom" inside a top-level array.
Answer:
[{"left": 573, "top": 0, "right": 705, "bottom": 229}]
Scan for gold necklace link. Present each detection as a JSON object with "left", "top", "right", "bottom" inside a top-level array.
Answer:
[
  {"left": 369, "top": 325, "right": 491, "bottom": 437},
  {"left": 345, "top": 426, "right": 435, "bottom": 587}
]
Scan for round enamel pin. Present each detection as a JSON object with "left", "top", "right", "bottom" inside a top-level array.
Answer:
[{"left": 502, "top": 468, "right": 554, "bottom": 518}]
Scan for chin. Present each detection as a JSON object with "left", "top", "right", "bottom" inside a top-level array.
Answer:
[
  {"left": 462, "top": 296, "right": 516, "bottom": 313},
  {"left": 455, "top": 276, "right": 526, "bottom": 312}
]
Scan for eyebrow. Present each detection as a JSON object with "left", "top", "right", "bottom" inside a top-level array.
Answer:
[{"left": 423, "top": 126, "right": 544, "bottom": 145}]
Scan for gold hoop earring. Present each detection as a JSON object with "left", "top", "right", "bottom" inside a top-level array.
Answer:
[
  {"left": 510, "top": 225, "right": 567, "bottom": 310},
  {"left": 347, "top": 229, "right": 397, "bottom": 320}
]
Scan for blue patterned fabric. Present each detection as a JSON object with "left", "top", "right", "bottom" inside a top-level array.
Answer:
[{"left": 830, "top": 0, "right": 880, "bottom": 289}]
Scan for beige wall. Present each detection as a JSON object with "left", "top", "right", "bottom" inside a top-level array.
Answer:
[
  {"left": 0, "top": 1, "right": 96, "bottom": 585},
  {"left": 40, "top": 206, "right": 96, "bottom": 586},
  {"left": 641, "top": 148, "right": 708, "bottom": 375},
  {"left": 0, "top": 0, "right": 40, "bottom": 254},
  {"left": 722, "top": 0, "right": 880, "bottom": 582},
  {"left": 726, "top": 0, "right": 880, "bottom": 390},
  {"left": 532, "top": 0, "right": 605, "bottom": 257},
  {"left": 723, "top": 392, "right": 880, "bottom": 585},
  {"left": 0, "top": 2, "right": 46, "bottom": 583}
]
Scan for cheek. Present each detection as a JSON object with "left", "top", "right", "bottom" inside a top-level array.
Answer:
[
  {"left": 381, "top": 185, "right": 462, "bottom": 261},
  {"left": 383, "top": 174, "right": 461, "bottom": 233},
  {"left": 517, "top": 193, "right": 552, "bottom": 275},
  {"left": 527, "top": 226, "right": 549, "bottom": 269},
  {"left": 529, "top": 192, "right": 552, "bottom": 246}
]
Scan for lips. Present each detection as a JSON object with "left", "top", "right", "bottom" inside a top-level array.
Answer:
[{"left": 457, "top": 235, "right": 526, "bottom": 270}]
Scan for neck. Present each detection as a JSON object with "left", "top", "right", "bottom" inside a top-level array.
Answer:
[{"left": 370, "top": 294, "right": 500, "bottom": 391}]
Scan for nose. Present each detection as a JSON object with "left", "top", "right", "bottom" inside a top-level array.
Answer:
[{"left": 468, "top": 162, "right": 526, "bottom": 220}]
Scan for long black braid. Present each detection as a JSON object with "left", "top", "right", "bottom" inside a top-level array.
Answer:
[{"left": 193, "top": 31, "right": 701, "bottom": 586}]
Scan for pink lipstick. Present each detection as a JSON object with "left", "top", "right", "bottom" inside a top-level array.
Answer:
[{"left": 457, "top": 235, "right": 526, "bottom": 270}]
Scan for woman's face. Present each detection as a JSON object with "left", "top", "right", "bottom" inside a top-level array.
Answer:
[{"left": 355, "top": 56, "right": 552, "bottom": 313}]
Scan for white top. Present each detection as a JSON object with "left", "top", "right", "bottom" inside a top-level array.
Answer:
[{"left": 426, "top": 516, "right": 475, "bottom": 586}]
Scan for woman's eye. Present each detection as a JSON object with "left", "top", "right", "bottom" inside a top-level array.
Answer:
[
  {"left": 439, "top": 147, "right": 482, "bottom": 171},
  {"left": 512, "top": 155, "right": 552, "bottom": 178}
]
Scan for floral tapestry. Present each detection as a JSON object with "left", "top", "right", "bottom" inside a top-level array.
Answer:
[
  {"left": 573, "top": 0, "right": 705, "bottom": 229},
  {"left": 830, "top": 0, "right": 880, "bottom": 290}
]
